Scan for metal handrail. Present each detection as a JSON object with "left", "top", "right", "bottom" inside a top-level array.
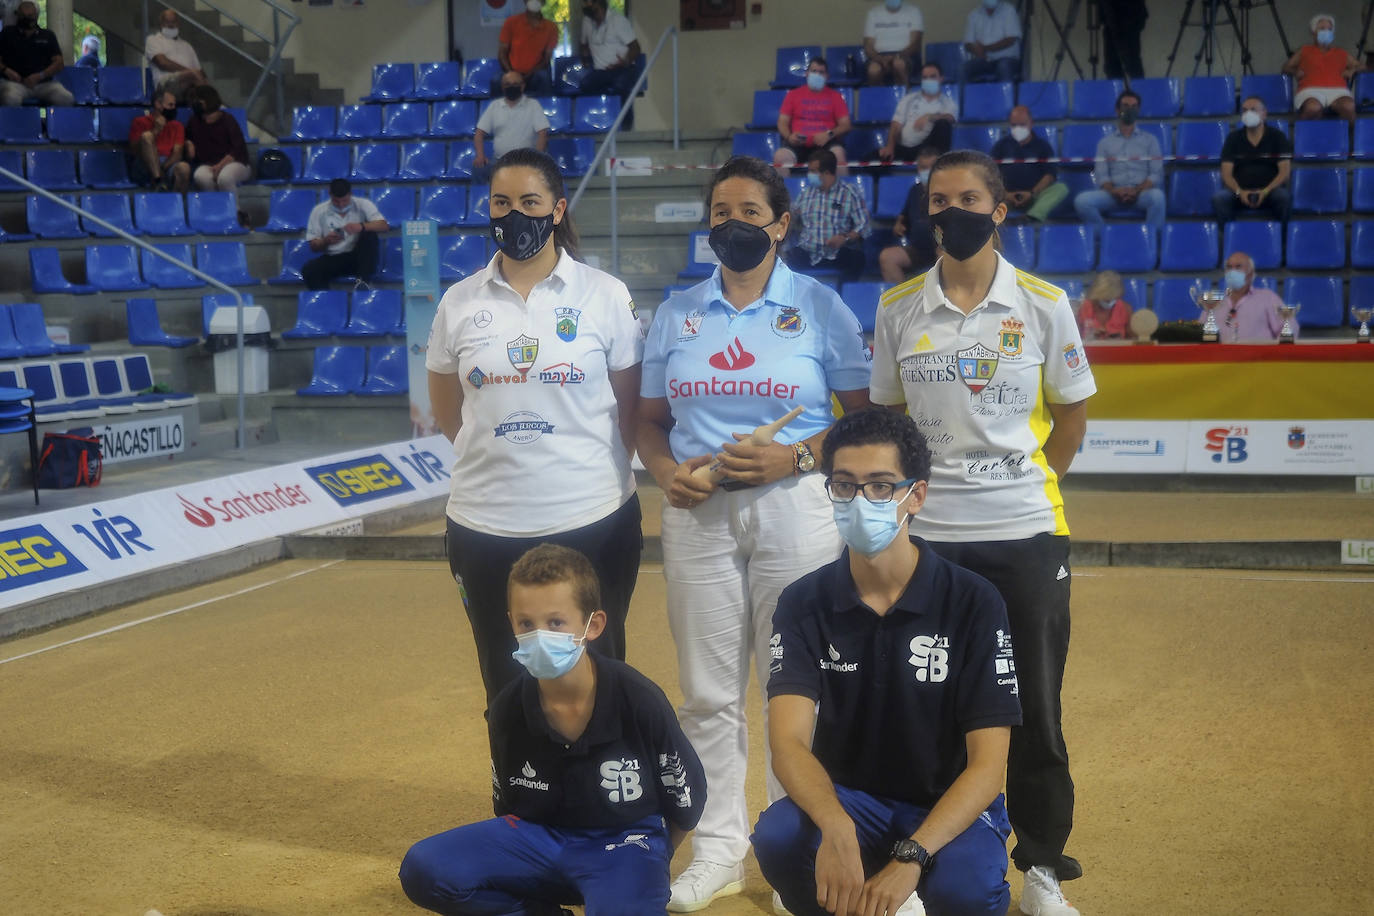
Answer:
[{"left": 0, "top": 166, "right": 250, "bottom": 450}]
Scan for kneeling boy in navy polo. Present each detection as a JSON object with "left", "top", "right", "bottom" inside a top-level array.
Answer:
[
  {"left": 400, "top": 544, "right": 707, "bottom": 915},
  {"left": 753, "top": 408, "right": 1022, "bottom": 916}
]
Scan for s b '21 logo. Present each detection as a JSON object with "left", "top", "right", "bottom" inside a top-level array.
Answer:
[{"left": 1204, "top": 426, "right": 1248, "bottom": 464}]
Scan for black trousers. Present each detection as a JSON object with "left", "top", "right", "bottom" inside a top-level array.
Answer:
[
  {"left": 925, "top": 533, "right": 1082, "bottom": 881},
  {"left": 301, "top": 230, "right": 380, "bottom": 290},
  {"left": 446, "top": 494, "right": 643, "bottom": 708},
  {"left": 786, "top": 245, "right": 865, "bottom": 285}
]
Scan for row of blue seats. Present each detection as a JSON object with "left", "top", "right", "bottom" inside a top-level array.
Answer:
[
  {"left": 0, "top": 302, "right": 85, "bottom": 358},
  {"left": 299, "top": 345, "right": 408, "bottom": 396},
  {"left": 34, "top": 66, "right": 150, "bottom": 106},
  {"left": 0, "top": 354, "right": 195, "bottom": 422},
  {"left": 260, "top": 184, "right": 485, "bottom": 232},
  {"left": 129, "top": 290, "right": 408, "bottom": 341},
  {"left": 16, "top": 190, "right": 244, "bottom": 240},
  {"left": 361, "top": 58, "right": 626, "bottom": 103},
  {"left": 0, "top": 104, "right": 251, "bottom": 146},
  {"left": 287, "top": 95, "right": 622, "bottom": 142}
]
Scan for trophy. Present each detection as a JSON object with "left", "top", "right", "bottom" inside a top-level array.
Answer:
[
  {"left": 1191, "top": 285, "right": 1227, "bottom": 342},
  {"left": 1353, "top": 306, "right": 1373, "bottom": 343},
  {"left": 1276, "top": 302, "right": 1300, "bottom": 344}
]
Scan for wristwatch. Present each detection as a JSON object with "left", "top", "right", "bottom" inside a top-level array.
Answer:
[
  {"left": 792, "top": 442, "right": 816, "bottom": 474},
  {"left": 890, "top": 838, "right": 933, "bottom": 869}
]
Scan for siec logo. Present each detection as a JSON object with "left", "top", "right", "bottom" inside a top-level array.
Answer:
[
  {"left": 0, "top": 524, "right": 89, "bottom": 592},
  {"left": 176, "top": 483, "right": 312, "bottom": 527},
  {"left": 305, "top": 454, "right": 416, "bottom": 505}
]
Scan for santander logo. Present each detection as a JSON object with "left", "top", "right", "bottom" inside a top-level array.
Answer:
[
  {"left": 708, "top": 337, "right": 756, "bottom": 371},
  {"left": 178, "top": 494, "right": 215, "bottom": 527},
  {"left": 176, "top": 483, "right": 312, "bottom": 528}
]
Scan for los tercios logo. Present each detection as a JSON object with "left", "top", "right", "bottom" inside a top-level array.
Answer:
[
  {"left": 176, "top": 483, "right": 311, "bottom": 527},
  {"left": 708, "top": 337, "right": 756, "bottom": 371}
]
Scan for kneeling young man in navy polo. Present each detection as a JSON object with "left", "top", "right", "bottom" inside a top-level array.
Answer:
[
  {"left": 400, "top": 544, "right": 707, "bottom": 915},
  {"left": 753, "top": 408, "right": 1021, "bottom": 916}
]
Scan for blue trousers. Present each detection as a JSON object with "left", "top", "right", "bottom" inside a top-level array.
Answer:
[
  {"left": 399, "top": 814, "right": 670, "bottom": 916},
  {"left": 752, "top": 787, "right": 1011, "bottom": 916},
  {"left": 1073, "top": 187, "right": 1166, "bottom": 234}
]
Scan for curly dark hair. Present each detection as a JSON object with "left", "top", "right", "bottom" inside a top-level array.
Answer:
[
  {"left": 507, "top": 543, "right": 601, "bottom": 621},
  {"left": 821, "top": 407, "right": 932, "bottom": 483}
]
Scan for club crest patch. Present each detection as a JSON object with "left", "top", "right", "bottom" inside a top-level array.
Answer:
[
  {"left": 998, "top": 318, "right": 1024, "bottom": 357},
  {"left": 773, "top": 305, "right": 806, "bottom": 338},
  {"left": 1062, "top": 343, "right": 1080, "bottom": 369},
  {"left": 956, "top": 343, "right": 999, "bottom": 393},
  {"left": 1288, "top": 426, "right": 1305, "bottom": 450},
  {"left": 555, "top": 307, "right": 580, "bottom": 342},
  {"left": 679, "top": 310, "right": 705, "bottom": 340},
  {"left": 507, "top": 334, "right": 539, "bottom": 375}
]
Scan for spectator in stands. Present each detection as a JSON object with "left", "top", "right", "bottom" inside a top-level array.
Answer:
[
  {"left": 500, "top": 0, "right": 558, "bottom": 97},
  {"left": 1212, "top": 251, "right": 1294, "bottom": 343},
  {"left": 1078, "top": 270, "right": 1134, "bottom": 341},
  {"left": 128, "top": 89, "right": 190, "bottom": 193},
  {"left": 1073, "top": 89, "right": 1166, "bottom": 237},
  {"left": 878, "top": 145, "right": 940, "bottom": 283},
  {"left": 0, "top": 2, "right": 73, "bottom": 108},
  {"left": 1284, "top": 14, "right": 1364, "bottom": 123},
  {"left": 787, "top": 148, "right": 871, "bottom": 285},
  {"left": 301, "top": 178, "right": 389, "bottom": 291},
  {"left": 863, "top": 0, "right": 924, "bottom": 87},
  {"left": 774, "top": 57, "right": 852, "bottom": 173},
  {"left": 962, "top": 0, "right": 1022, "bottom": 84},
  {"left": 992, "top": 105, "right": 1068, "bottom": 222},
  {"left": 145, "top": 8, "right": 206, "bottom": 100},
  {"left": 1097, "top": 0, "right": 1147, "bottom": 79},
  {"left": 879, "top": 61, "right": 956, "bottom": 160},
  {"left": 185, "top": 84, "right": 251, "bottom": 199},
  {"left": 473, "top": 70, "right": 551, "bottom": 183},
  {"left": 580, "top": 0, "right": 641, "bottom": 127},
  {"left": 1213, "top": 96, "right": 1292, "bottom": 224},
  {"left": 77, "top": 35, "right": 101, "bottom": 69}
]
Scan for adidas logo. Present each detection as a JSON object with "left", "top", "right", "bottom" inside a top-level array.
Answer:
[{"left": 1056, "top": 565, "right": 1068, "bottom": 581}]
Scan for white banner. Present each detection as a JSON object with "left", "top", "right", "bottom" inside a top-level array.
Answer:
[
  {"left": 1183, "top": 421, "right": 1374, "bottom": 475},
  {"left": 1073, "top": 421, "right": 1189, "bottom": 474},
  {"left": 93, "top": 416, "right": 186, "bottom": 465}
]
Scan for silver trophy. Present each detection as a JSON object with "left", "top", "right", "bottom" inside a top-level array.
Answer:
[
  {"left": 1276, "top": 302, "right": 1300, "bottom": 344},
  {"left": 1353, "top": 306, "right": 1373, "bottom": 343},
  {"left": 1191, "top": 285, "right": 1227, "bottom": 343}
]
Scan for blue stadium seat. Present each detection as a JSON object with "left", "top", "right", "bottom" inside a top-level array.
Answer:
[
  {"left": 1037, "top": 224, "right": 1095, "bottom": 274},
  {"left": 284, "top": 290, "right": 349, "bottom": 338},
  {"left": 372, "top": 238, "right": 403, "bottom": 283},
  {"left": 355, "top": 345, "right": 407, "bottom": 395},
  {"left": 1282, "top": 276, "right": 1344, "bottom": 328},
  {"left": 85, "top": 355, "right": 163, "bottom": 408},
  {"left": 923, "top": 42, "right": 963, "bottom": 83},
  {"left": 188, "top": 191, "right": 248, "bottom": 235},
  {"left": 1070, "top": 79, "right": 1123, "bottom": 119},
  {"left": 1353, "top": 169, "right": 1374, "bottom": 213},
  {"left": 288, "top": 105, "right": 337, "bottom": 141},
  {"left": 0, "top": 149, "right": 23, "bottom": 189},
  {"left": 1159, "top": 221, "right": 1219, "bottom": 272},
  {"left": 412, "top": 61, "right": 462, "bottom": 101},
  {"left": 547, "top": 137, "right": 594, "bottom": 177},
  {"left": 1240, "top": 74, "right": 1292, "bottom": 114},
  {"left": 824, "top": 45, "right": 864, "bottom": 87},
  {"left": 1061, "top": 123, "right": 1111, "bottom": 165},
  {"left": 1152, "top": 277, "right": 1210, "bottom": 322},
  {"left": 732, "top": 132, "right": 779, "bottom": 160},
  {"left": 747, "top": 90, "right": 787, "bottom": 130},
  {"left": 427, "top": 100, "right": 477, "bottom": 139},
  {"left": 27, "top": 195, "right": 85, "bottom": 239},
  {"left": 396, "top": 141, "right": 446, "bottom": 182},
  {"left": 371, "top": 186, "right": 416, "bottom": 226},
  {"left": 262, "top": 189, "right": 319, "bottom": 233},
  {"left": 1132, "top": 77, "right": 1181, "bottom": 118},
  {"left": 842, "top": 128, "right": 886, "bottom": 163},
  {"left": 299, "top": 346, "right": 366, "bottom": 396},
  {"left": 127, "top": 298, "right": 197, "bottom": 347},
  {"left": 537, "top": 95, "right": 572, "bottom": 134},
  {"left": 21, "top": 361, "right": 101, "bottom": 420},
  {"left": 121, "top": 353, "right": 194, "bottom": 406},
  {"left": 771, "top": 46, "right": 822, "bottom": 89},
  {"left": 1351, "top": 277, "right": 1374, "bottom": 325},
  {"left": 1223, "top": 220, "right": 1282, "bottom": 269},
  {"left": 1017, "top": 80, "right": 1068, "bottom": 120},
  {"left": 1136, "top": 121, "right": 1172, "bottom": 157},
  {"left": 78, "top": 149, "right": 134, "bottom": 190},
  {"left": 299, "top": 145, "right": 351, "bottom": 183},
  {"left": 854, "top": 86, "right": 903, "bottom": 125},
  {"left": 1292, "top": 120, "right": 1348, "bottom": 161},
  {"left": 952, "top": 125, "right": 998, "bottom": 154},
  {"left": 1182, "top": 76, "right": 1235, "bottom": 116},
  {"left": 1049, "top": 170, "right": 1095, "bottom": 219},
  {"left": 57, "top": 66, "right": 98, "bottom": 104},
  {"left": 961, "top": 82, "right": 1014, "bottom": 122},
  {"left": 30, "top": 248, "right": 95, "bottom": 294},
  {"left": 841, "top": 175, "right": 875, "bottom": 212},
  {"left": 142, "top": 243, "right": 201, "bottom": 289},
  {"left": 875, "top": 174, "right": 916, "bottom": 219},
  {"left": 1036, "top": 277, "right": 1084, "bottom": 303},
  {"left": 0, "top": 308, "right": 26, "bottom": 359},
  {"left": 352, "top": 143, "right": 399, "bottom": 182},
  {"left": 461, "top": 187, "right": 491, "bottom": 225},
  {"left": 256, "top": 144, "right": 301, "bottom": 184},
  {"left": 196, "top": 242, "right": 259, "bottom": 286},
  {"left": 782, "top": 175, "right": 805, "bottom": 201},
  {"left": 1121, "top": 275, "right": 1147, "bottom": 311},
  {"left": 96, "top": 66, "right": 147, "bottom": 105},
  {"left": 1351, "top": 220, "right": 1374, "bottom": 269},
  {"left": 46, "top": 108, "right": 98, "bottom": 144},
  {"left": 1285, "top": 220, "right": 1344, "bottom": 270},
  {"left": 382, "top": 102, "right": 430, "bottom": 139},
  {"left": 1000, "top": 224, "right": 1036, "bottom": 269},
  {"left": 269, "top": 239, "right": 313, "bottom": 285},
  {"left": 1098, "top": 223, "right": 1157, "bottom": 271},
  {"left": 417, "top": 185, "right": 466, "bottom": 227},
  {"left": 96, "top": 107, "right": 140, "bottom": 144},
  {"left": 336, "top": 104, "right": 383, "bottom": 140},
  {"left": 1174, "top": 121, "right": 1227, "bottom": 163},
  {"left": 460, "top": 58, "right": 503, "bottom": 99},
  {"left": 679, "top": 231, "right": 718, "bottom": 279},
  {"left": 1353, "top": 120, "right": 1374, "bottom": 161},
  {"left": 79, "top": 193, "right": 138, "bottom": 238},
  {"left": 1357, "top": 73, "right": 1374, "bottom": 110},
  {"left": 86, "top": 244, "right": 150, "bottom": 291},
  {"left": 133, "top": 192, "right": 192, "bottom": 236},
  {"left": 839, "top": 282, "right": 885, "bottom": 334},
  {"left": 13, "top": 303, "right": 86, "bottom": 356},
  {"left": 1167, "top": 170, "right": 1223, "bottom": 216},
  {"left": 445, "top": 142, "right": 488, "bottom": 180},
  {"left": 553, "top": 56, "right": 588, "bottom": 96},
  {"left": 364, "top": 63, "right": 415, "bottom": 103},
  {"left": 26, "top": 150, "right": 81, "bottom": 190},
  {"left": 440, "top": 235, "right": 488, "bottom": 282},
  {"left": 1290, "top": 169, "right": 1347, "bottom": 214},
  {"left": 341, "top": 288, "right": 403, "bottom": 336},
  {"left": 573, "top": 94, "right": 622, "bottom": 132}
]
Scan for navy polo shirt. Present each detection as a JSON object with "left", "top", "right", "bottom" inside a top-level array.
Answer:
[
  {"left": 768, "top": 539, "right": 1022, "bottom": 809},
  {"left": 488, "top": 656, "right": 707, "bottom": 832},
  {"left": 0, "top": 26, "right": 61, "bottom": 79},
  {"left": 990, "top": 133, "right": 1057, "bottom": 193}
]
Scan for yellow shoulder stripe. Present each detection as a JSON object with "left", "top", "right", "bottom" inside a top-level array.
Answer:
[
  {"left": 880, "top": 274, "right": 926, "bottom": 308},
  {"left": 1015, "top": 269, "right": 1062, "bottom": 299}
]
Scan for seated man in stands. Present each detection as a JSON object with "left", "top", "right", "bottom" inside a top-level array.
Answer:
[
  {"left": 128, "top": 89, "right": 191, "bottom": 193},
  {"left": 787, "top": 148, "right": 870, "bottom": 285},
  {"left": 1213, "top": 96, "right": 1292, "bottom": 224},
  {"left": 77, "top": 35, "right": 101, "bottom": 69},
  {"left": 301, "top": 178, "right": 390, "bottom": 292},
  {"left": 1211, "top": 251, "right": 1295, "bottom": 343},
  {"left": 473, "top": 71, "right": 551, "bottom": 182},
  {"left": 863, "top": 0, "right": 924, "bottom": 87},
  {"left": 879, "top": 62, "right": 956, "bottom": 161},
  {"left": 878, "top": 145, "right": 940, "bottom": 284},
  {"left": 992, "top": 106, "right": 1068, "bottom": 222},
  {"left": 963, "top": 0, "right": 1022, "bottom": 84},
  {"left": 145, "top": 7, "right": 207, "bottom": 100},
  {"left": 0, "top": 2, "right": 74, "bottom": 107},
  {"left": 500, "top": 1, "right": 559, "bottom": 97},
  {"left": 1073, "top": 89, "right": 1166, "bottom": 238},
  {"left": 1284, "top": 13, "right": 1364, "bottom": 123},
  {"left": 579, "top": 0, "right": 641, "bottom": 127},
  {"left": 774, "top": 57, "right": 852, "bottom": 174}
]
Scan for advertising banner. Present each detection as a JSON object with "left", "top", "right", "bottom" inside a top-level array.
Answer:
[{"left": 403, "top": 219, "right": 442, "bottom": 438}]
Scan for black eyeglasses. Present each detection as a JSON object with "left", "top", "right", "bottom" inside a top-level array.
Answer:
[{"left": 824, "top": 477, "right": 918, "bottom": 504}]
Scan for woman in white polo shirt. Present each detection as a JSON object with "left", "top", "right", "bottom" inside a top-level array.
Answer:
[
  {"left": 426, "top": 148, "right": 644, "bottom": 708},
  {"left": 871, "top": 150, "right": 1096, "bottom": 916},
  {"left": 637, "top": 155, "right": 871, "bottom": 912}
]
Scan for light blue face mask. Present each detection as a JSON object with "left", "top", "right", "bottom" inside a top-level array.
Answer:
[
  {"left": 512, "top": 618, "right": 591, "bottom": 680},
  {"left": 886, "top": 0, "right": 902, "bottom": 10},
  {"left": 1317, "top": 28, "right": 1334, "bottom": 45},
  {"left": 806, "top": 71, "right": 826, "bottom": 91},
  {"left": 1224, "top": 269, "right": 1248, "bottom": 291},
  {"left": 832, "top": 483, "right": 917, "bottom": 557},
  {"left": 806, "top": 171, "right": 823, "bottom": 187},
  {"left": 921, "top": 78, "right": 941, "bottom": 96}
]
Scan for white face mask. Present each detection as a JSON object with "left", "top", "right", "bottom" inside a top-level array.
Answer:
[
  {"left": 1240, "top": 109, "right": 1263, "bottom": 128},
  {"left": 1010, "top": 125, "right": 1031, "bottom": 143},
  {"left": 526, "top": 0, "right": 542, "bottom": 12},
  {"left": 917, "top": 169, "right": 931, "bottom": 184},
  {"left": 161, "top": 26, "right": 179, "bottom": 39}
]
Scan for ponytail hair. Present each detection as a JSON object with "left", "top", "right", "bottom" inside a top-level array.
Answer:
[{"left": 490, "top": 147, "right": 580, "bottom": 260}]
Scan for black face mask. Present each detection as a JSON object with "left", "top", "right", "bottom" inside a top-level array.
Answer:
[
  {"left": 929, "top": 205, "right": 998, "bottom": 261},
  {"left": 17, "top": 15, "right": 36, "bottom": 30},
  {"left": 502, "top": 84, "right": 522, "bottom": 101},
  {"left": 491, "top": 208, "right": 556, "bottom": 261},
  {"left": 708, "top": 218, "right": 778, "bottom": 273},
  {"left": 1118, "top": 107, "right": 1138, "bottom": 125},
  {"left": 160, "top": 107, "right": 177, "bottom": 118},
  {"left": 583, "top": 6, "right": 596, "bottom": 16}
]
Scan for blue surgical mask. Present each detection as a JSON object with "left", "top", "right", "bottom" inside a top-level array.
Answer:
[
  {"left": 886, "top": 0, "right": 902, "bottom": 10},
  {"left": 1224, "top": 269, "right": 1248, "bottom": 291},
  {"left": 832, "top": 485, "right": 916, "bottom": 557},
  {"left": 1240, "top": 109, "right": 1262, "bottom": 129},
  {"left": 1317, "top": 28, "right": 1334, "bottom": 45},
  {"left": 921, "top": 78, "right": 941, "bottom": 96},
  {"left": 805, "top": 171, "right": 822, "bottom": 187},
  {"left": 511, "top": 619, "right": 591, "bottom": 680},
  {"left": 983, "top": 0, "right": 999, "bottom": 9},
  {"left": 806, "top": 72, "right": 826, "bottom": 91}
]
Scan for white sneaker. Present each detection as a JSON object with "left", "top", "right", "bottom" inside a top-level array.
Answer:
[
  {"left": 1020, "top": 866, "right": 1081, "bottom": 916},
  {"left": 667, "top": 859, "right": 745, "bottom": 912},
  {"left": 895, "top": 889, "right": 926, "bottom": 915}
]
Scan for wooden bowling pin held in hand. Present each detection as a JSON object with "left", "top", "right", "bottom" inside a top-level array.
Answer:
[{"left": 691, "top": 405, "right": 806, "bottom": 485}]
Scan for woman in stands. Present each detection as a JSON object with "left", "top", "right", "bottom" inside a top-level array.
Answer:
[
  {"left": 637, "top": 155, "right": 871, "bottom": 913},
  {"left": 1077, "top": 269, "right": 1134, "bottom": 340},
  {"left": 184, "top": 84, "right": 251, "bottom": 195},
  {"left": 426, "top": 148, "right": 644, "bottom": 709},
  {"left": 871, "top": 150, "right": 1096, "bottom": 916}
]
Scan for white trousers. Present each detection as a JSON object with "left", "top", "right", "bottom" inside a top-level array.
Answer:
[
  {"left": 660, "top": 473, "right": 842, "bottom": 866},
  {"left": 193, "top": 161, "right": 251, "bottom": 192}
]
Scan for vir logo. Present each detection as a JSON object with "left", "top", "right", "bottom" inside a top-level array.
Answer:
[
  {"left": 908, "top": 634, "right": 950, "bottom": 683},
  {"left": 599, "top": 757, "right": 643, "bottom": 803}
]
